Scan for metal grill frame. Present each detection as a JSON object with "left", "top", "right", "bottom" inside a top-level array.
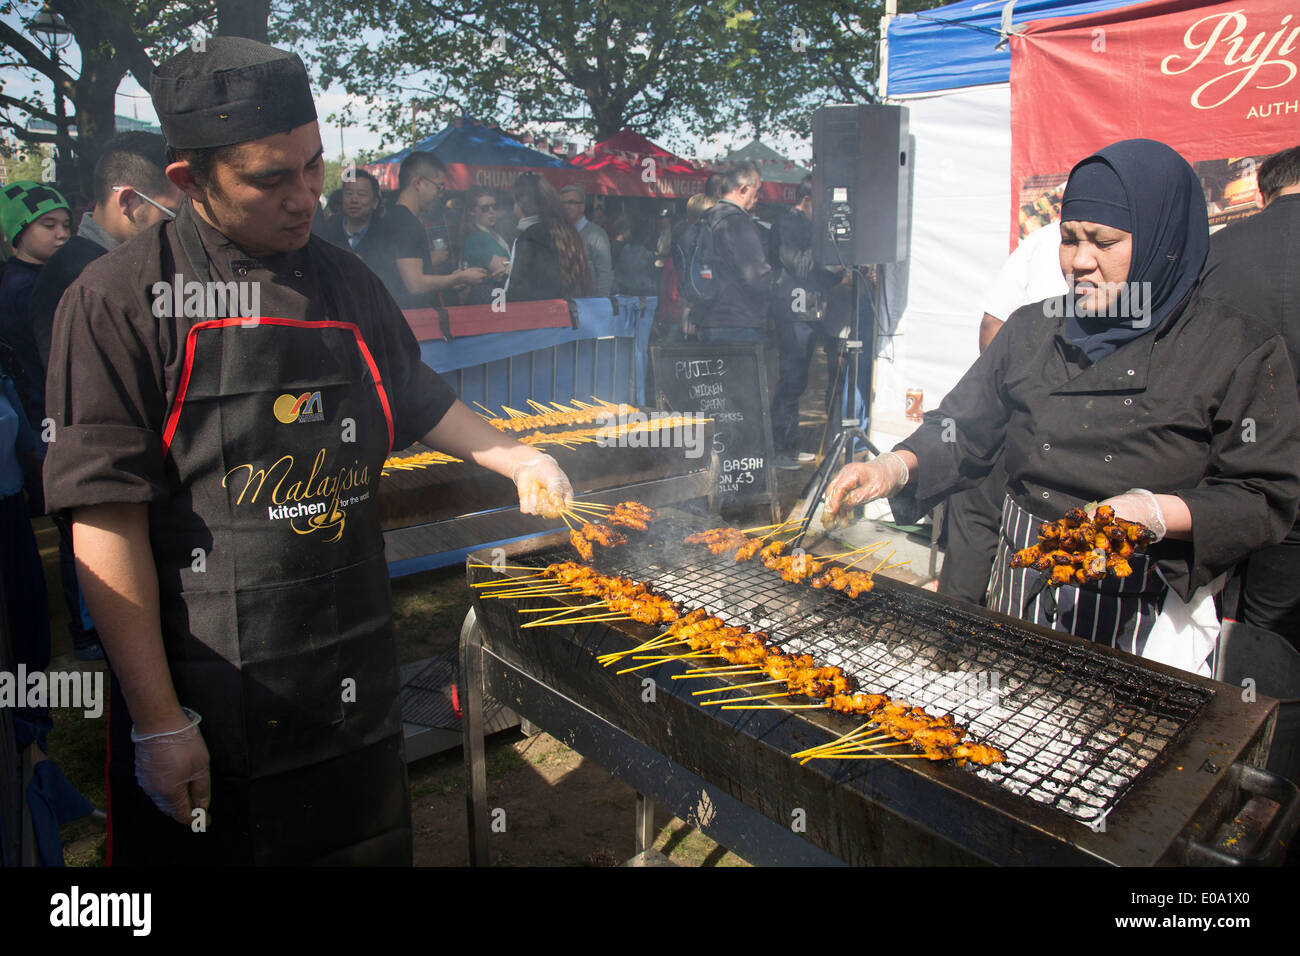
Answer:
[
  {"left": 466, "top": 530, "right": 1281, "bottom": 866},
  {"left": 580, "top": 528, "right": 1213, "bottom": 824}
]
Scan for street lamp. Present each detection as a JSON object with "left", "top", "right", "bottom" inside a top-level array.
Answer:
[{"left": 28, "top": 3, "right": 76, "bottom": 186}]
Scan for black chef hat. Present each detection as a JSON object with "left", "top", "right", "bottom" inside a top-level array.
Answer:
[{"left": 150, "top": 37, "right": 317, "bottom": 150}]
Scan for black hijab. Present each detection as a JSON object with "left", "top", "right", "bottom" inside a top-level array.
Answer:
[{"left": 1059, "top": 139, "right": 1208, "bottom": 362}]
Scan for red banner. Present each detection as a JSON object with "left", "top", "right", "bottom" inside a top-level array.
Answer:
[{"left": 1010, "top": 0, "right": 1299, "bottom": 242}]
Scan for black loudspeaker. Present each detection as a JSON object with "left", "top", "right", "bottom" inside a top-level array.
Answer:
[{"left": 812, "top": 104, "right": 910, "bottom": 265}]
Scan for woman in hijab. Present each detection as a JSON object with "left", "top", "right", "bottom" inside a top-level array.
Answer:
[{"left": 824, "top": 139, "right": 1300, "bottom": 675}]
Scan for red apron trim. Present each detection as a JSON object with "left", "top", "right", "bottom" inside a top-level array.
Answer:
[{"left": 160, "top": 317, "right": 396, "bottom": 457}]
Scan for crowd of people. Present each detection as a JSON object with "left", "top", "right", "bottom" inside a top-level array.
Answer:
[{"left": 308, "top": 155, "right": 698, "bottom": 308}]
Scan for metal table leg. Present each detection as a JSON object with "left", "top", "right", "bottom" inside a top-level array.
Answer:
[
  {"left": 459, "top": 608, "right": 490, "bottom": 866},
  {"left": 634, "top": 793, "right": 655, "bottom": 854}
]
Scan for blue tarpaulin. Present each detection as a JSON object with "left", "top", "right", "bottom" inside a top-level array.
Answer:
[
  {"left": 418, "top": 297, "right": 656, "bottom": 410},
  {"left": 371, "top": 119, "right": 573, "bottom": 170},
  {"left": 886, "top": 0, "right": 1139, "bottom": 95}
]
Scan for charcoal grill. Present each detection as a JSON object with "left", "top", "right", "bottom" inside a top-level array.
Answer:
[{"left": 462, "top": 522, "right": 1299, "bottom": 865}]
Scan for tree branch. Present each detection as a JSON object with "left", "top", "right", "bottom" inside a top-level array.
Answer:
[
  {"left": 0, "top": 92, "right": 60, "bottom": 124},
  {"left": 0, "top": 117, "right": 57, "bottom": 144},
  {"left": 0, "top": 19, "right": 68, "bottom": 85}
]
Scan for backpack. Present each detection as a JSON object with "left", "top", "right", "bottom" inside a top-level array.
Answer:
[{"left": 675, "top": 203, "right": 742, "bottom": 306}]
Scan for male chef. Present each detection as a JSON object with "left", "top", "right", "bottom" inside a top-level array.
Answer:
[{"left": 43, "top": 37, "right": 571, "bottom": 865}]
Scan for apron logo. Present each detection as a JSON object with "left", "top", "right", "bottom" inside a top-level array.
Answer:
[
  {"left": 273, "top": 391, "right": 325, "bottom": 424},
  {"left": 223, "top": 449, "right": 370, "bottom": 545}
]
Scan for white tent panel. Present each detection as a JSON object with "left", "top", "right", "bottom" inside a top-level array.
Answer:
[{"left": 871, "top": 84, "right": 1013, "bottom": 449}]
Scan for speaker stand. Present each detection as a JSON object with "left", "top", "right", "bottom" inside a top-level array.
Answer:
[{"left": 791, "top": 266, "right": 883, "bottom": 547}]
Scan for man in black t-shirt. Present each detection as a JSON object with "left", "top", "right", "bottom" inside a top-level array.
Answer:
[{"left": 370, "top": 152, "right": 484, "bottom": 308}]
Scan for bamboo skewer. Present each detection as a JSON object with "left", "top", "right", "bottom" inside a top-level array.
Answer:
[
  {"left": 615, "top": 654, "right": 711, "bottom": 675},
  {"left": 515, "top": 602, "right": 605, "bottom": 614},
  {"left": 808, "top": 753, "right": 933, "bottom": 760},
  {"left": 521, "top": 615, "right": 630, "bottom": 629},
  {"left": 670, "top": 667, "right": 762, "bottom": 680},
  {"left": 721, "top": 702, "right": 828, "bottom": 710},
  {"left": 692, "top": 679, "right": 782, "bottom": 696},
  {"left": 471, "top": 574, "right": 549, "bottom": 587},
  {"left": 699, "top": 690, "right": 795, "bottom": 706}
]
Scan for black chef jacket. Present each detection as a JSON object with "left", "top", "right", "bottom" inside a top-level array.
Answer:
[
  {"left": 893, "top": 289, "right": 1300, "bottom": 603},
  {"left": 42, "top": 212, "right": 455, "bottom": 508},
  {"left": 1202, "top": 194, "right": 1300, "bottom": 402},
  {"left": 41, "top": 211, "right": 458, "bottom": 864}
]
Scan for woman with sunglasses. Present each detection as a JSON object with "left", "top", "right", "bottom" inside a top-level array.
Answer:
[{"left": 458, "top": 186, "right": 510, "bottom": 305}]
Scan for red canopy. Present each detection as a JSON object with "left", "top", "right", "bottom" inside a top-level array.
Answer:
[
  {"left": 571, "top": 130, "right": 702, "bottom": 177},
  {"left": 567, "top": 129, "right": 795, "bottom": 202}
]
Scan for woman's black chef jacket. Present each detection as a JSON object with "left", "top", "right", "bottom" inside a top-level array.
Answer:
[
  {"left": 892, "top": 289, "right": 1300, "bottom": 604},
  {"left": 41, "top": 212, "right": 457, "bottom": 865}
]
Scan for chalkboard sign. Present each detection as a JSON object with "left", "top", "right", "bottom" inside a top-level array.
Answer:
[{"left": 651, "top": 342, "right": 779, "bottom": 519}]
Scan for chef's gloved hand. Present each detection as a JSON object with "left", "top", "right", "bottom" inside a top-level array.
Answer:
[
  {"left": 825, "top": 452, "right": 910, "bottom": 517},
  {"left": 1094, "top": 488, "right": 1167, "bottom": 542},
  {"left": 131, "top": 707, "right": 211, "bottom": 825},
  {"left": 511, "top": 453, "right": 574, "bottom": 518}
]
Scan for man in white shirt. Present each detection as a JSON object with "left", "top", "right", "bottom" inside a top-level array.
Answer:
[
  {"left": 977, "top": 221, "right": 1068, "bottom": 352},
  {"left": 561, "top": 184, "right": 613, "bottom": 296}
]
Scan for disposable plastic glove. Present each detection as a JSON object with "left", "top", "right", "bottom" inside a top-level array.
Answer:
[
  {"left": 131, "top": 707, "right": 210, "bottom": 824},
  {"left": 825, "top": 452, "right": 910, "bottom": 518},
  {"left": 511, "top": 453, "right": 574, "bottom": 518},
  {"left": 1093, "top": 488, "right": 1167, "bottom": 542}
]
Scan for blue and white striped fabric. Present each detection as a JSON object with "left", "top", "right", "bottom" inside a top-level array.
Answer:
[{"left": 988, "top": 494, "right": 1165, "bottom": 657}]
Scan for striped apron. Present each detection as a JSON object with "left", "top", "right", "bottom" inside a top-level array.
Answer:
[{"left": 987, "top": 495, "right": 1166, "bottom": 657}]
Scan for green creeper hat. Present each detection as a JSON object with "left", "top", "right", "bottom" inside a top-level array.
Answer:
[{"left": 1, "top": 180, "right": 69, "bottom": 246}]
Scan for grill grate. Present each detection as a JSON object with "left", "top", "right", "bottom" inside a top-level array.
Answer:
[{"left": 500, "top": 529, "right": 1213, "bottom": 823}]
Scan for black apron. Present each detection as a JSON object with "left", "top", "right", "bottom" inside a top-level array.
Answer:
[
  {"left": 106, "top": 209, "right": 410, "bottom": 865},
  {"left": 987, "top": 494, "right": 1166, "bottom": 656}
]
